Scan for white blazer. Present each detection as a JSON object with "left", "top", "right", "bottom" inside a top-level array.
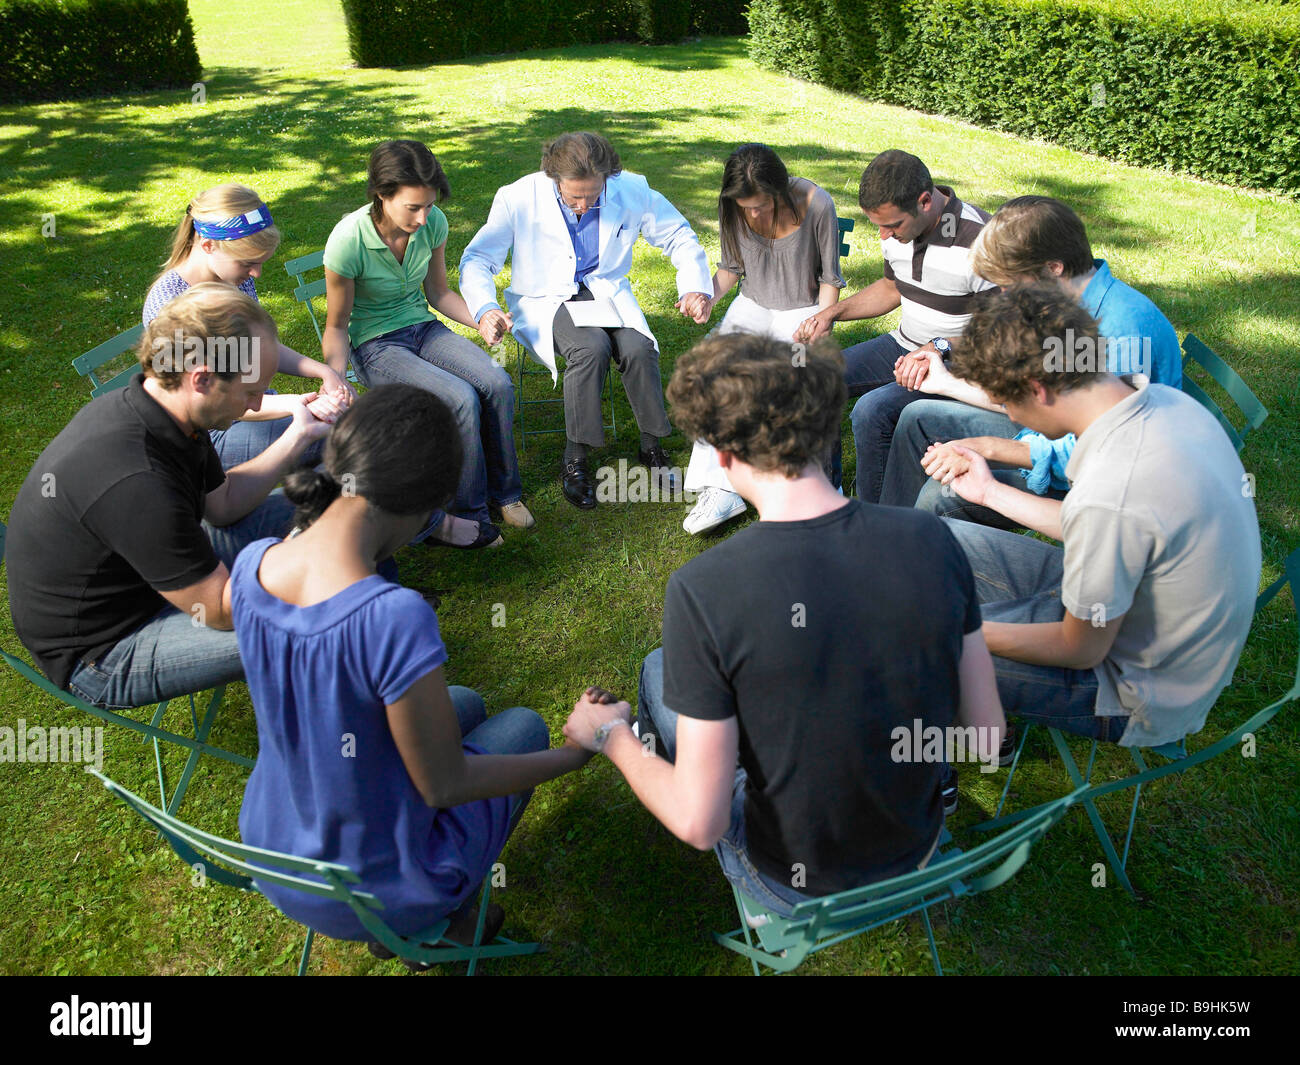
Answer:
[{"left": 459, "top": 170, "right": 712, "bottom": 380}]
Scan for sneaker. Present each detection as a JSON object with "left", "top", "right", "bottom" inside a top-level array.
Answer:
[
  {"left": 940, "top": 766, "right": 959, "bottom": 817},
  {"left": 682, "top": 487, "right": 747, "bottom": 535},
  {"left": 493, "top": 501, "right": 536, "bottom": 529},
  {"left": 998, "top": 727, "right": 1017, "bottom": 767}
]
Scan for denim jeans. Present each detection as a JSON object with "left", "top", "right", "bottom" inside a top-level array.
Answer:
[
  {"left": 353, "top": 319, "right": 522, "bottom": 525},
  {"left": 842, "top": 334, "right": 916, "bottom": 502},
  {"left": 448, "top": 687, "right": 550, "bottom": 833},
  {"left": 67, "top": 492, "right": 296, "bottom": 710},
  {"left": 943, "top": 519, "right": 1128, "bottom": 742},
  {"left": 636, "top": 648, "right": 825, "bottom": 918}
]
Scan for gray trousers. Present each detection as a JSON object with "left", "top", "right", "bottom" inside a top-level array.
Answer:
[{"left": 551, "top": 286, "right": 669, "bottom": 447}]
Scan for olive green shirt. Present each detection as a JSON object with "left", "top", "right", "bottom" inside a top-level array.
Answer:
[{"left": 323, "top": 203, "right": 449, "bottom": 347}]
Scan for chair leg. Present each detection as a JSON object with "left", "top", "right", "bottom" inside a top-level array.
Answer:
[
  {"left": 297, "top": 929, "right": 315, "bottom": 976},
  {"left": 466, "top": 877, "right": 494, "bottom": 977},
  {"left": 164, "top": 688, "right": 225, "bottom": 815},
  {"left": 1048, "top": 728, "right": 1137, "bottom": 897},
  {"left": 921, "top": 908, "right": 943, "bottom": 976},
  {"left": 992, "top": 723, "right": 1033, "bottom": 818}
]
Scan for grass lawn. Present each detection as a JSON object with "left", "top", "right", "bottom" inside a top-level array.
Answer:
[{"left": 0, "top": 1, "right": 1297, "bottom": 975}]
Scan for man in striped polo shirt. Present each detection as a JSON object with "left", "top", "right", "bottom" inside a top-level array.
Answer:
[{"left": 796, "top": 150, "right": 995, "bottom": 502}]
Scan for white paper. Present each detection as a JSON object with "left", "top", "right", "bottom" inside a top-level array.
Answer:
[{"left": 565, "top": 297, "right": 626, "bottom": 329}]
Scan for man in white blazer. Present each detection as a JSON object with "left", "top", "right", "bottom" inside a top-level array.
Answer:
[{"left": 460, "top": 131, "right": 712, "bottom": 509}]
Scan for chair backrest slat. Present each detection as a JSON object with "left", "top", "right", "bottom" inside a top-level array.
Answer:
[
  {"left": 1180, "top": 334, "right": 1267, "bottom": 452},
  {"left": 71, "top": 324, "right": 145, "bottom": 396}
]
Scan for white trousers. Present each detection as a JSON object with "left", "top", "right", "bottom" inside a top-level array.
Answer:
[{"left": 684, "top": 292, "right": 822, "bottom": 493}]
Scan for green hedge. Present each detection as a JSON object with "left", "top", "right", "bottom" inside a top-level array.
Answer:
[
  {"left": 0, "top": 0, "right": 201, "bottom": 103},
  {"left": 340, "top": 0, "right": 748, "bottom": 66},
  {"left": 748, "top": 0, "right": 1300, "bottom": 195}
]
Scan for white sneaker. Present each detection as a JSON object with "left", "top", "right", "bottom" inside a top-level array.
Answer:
[{"left": 683, "top": 487, "right": 747, "bottom": 535}]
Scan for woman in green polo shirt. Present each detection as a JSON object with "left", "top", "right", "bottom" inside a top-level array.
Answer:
[{"left": 322, "top": 140, "right": 532, "bottom": 547}]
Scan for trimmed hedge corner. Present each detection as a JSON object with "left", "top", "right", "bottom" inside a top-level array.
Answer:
[
  {"left": 748, "top": 0, "right": 1300, "bottom": 195},
  {"left": 0, "top": 0, "right": 201, "bottom": 103},
  {"left": 339, "top": 0, "right": 749, "bottom": 66}
]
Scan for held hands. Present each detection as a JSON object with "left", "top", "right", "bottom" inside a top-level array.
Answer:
[
  {"left": 286, "top": 393, "right": 333, "bottom": 444},
  {"left": 921, "top": 442, "right": 994, "bottom": 504},
  {"left": 563, "top": 685, "right": 633, "bottom": 754},
  {"left": 916, "top": 346, "right": 956, "bottom": 396},
  {"left": 794, "top": 308, "right": 834, "bottom": 344},
  {"left": 675, "top": 292, "right": 713, "bottom": 325},
  {"left": 894, "top": 346, "right": 936, "bottom": 391},
  {"left": 306, "top": 366, "right": 357, "bottom": 425},
  {"left": 477, "top": 308, "right": 514, "bottom": 346}
]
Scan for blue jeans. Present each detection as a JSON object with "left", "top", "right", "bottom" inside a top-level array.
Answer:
[
  {"left": 842, "top": 334, "right": 914, "bottom": 502},
  {"left": 448, "top": 687, "right": 549, "bottom": 833},
  {"left": 636, "top": 648, "right": 822, "bottom": 918},
  {"left": 353, "top": 319, "right": 522, "bottom": 525},
  {"left": 67, "top": 492, "right": 296, "bottom": 710},
  {"left": 944, "top": 520, "right": 1127, "bottom": 743}
]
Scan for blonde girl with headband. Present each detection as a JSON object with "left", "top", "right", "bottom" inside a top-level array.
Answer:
[{"left": 143, "top": 184, "right": 355, "bottom": 465}]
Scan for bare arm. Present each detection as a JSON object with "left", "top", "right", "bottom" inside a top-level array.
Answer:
[
  {"left": 322, "top": 269, "right": 356, "bottom": 378},
  {"left": 956, "top": 629, "right": 1005, "bottom": 768},
  {"left": 388, "top": 668, "right": 589, "bottom": 807},
  {"left": 203, "top": 399, "right": 329, "bottom": 526},
  {"left": 564, "top": 689, "right": 736, "bottom": 851},
  {"left": 712, "top": 267, "right": 740, "bottom": 301},
  {"left": 925, "top": 445, "right": 1064, "bottom": 539},
  {"left": 794, "top": 276, "right": 900, "bottom": 342},
  {"left": 423, "top": 242, "right": 480, "bottom": 331},
  {"left": 157, "top": 564, "right": 234, "bottom": 630},
  {"left": 984, "top": 609, "right": 1123, "bottom": 672}
]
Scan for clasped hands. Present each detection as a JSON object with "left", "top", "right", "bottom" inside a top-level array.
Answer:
[
  {"left": 563, "top": 685, "right": 633, "bottom": 754},
  {"left": 920, "top": 439, "right": 995, "bottom": 504},
  {"left": 304, "top": 366, "right": 357, "bottom": 424}
]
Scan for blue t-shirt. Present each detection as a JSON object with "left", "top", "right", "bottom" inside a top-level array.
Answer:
[{"left": 231, "top": 539, "right": 511, "bottom": 940}]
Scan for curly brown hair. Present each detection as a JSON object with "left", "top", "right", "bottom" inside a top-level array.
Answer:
[
  {"left": 667, "top": 332, "right": 845, "bottom": 478},
  {"left": 949, "top": 282, "right": 1106, "bottom": 404}
]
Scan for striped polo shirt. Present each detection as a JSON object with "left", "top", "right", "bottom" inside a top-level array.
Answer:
[{"left": 881, "top": 186, "right": 995, "bottom": 348}]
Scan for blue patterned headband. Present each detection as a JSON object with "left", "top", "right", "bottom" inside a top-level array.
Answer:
[{"left": 192, "top": 206, "right": 273, "bottom": 241}]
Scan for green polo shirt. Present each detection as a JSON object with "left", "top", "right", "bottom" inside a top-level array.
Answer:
[{"left": 323, "top": 203, "right": 448, "bottom": 347}]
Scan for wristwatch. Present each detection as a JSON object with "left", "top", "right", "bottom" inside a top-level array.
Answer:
[
  {"left": 930, "top": 337, "right": 952, "bottom": 357},
  {"left": 593, "top": 719, "right": 631, "bottom": 752}
]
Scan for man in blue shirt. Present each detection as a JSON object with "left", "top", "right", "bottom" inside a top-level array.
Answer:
[{"left": 878, "top": 196, "right": 1182, "bottom": 528}]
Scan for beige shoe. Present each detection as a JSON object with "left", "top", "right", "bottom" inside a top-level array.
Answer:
[{"left": 495, "top": 501, "right": 536, "bottom": 529}]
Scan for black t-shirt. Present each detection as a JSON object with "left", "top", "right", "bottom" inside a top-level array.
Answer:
[
  {"left": 7, "top": 374, "right": 225, "bottom": 689},
  {"left": 662, "top": 499, "right": 981, "bottom": 896}
]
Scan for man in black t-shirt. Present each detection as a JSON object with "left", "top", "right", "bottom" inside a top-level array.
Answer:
[
  {"left": 564, "top": 333, "right": 1004, "bottom": 913},
  {"left": 7, "top": 284, "right": 328, "bottom": 709}
]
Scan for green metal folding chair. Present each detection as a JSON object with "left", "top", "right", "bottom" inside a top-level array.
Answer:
[
  {"left": 0, "top": 519, "right": 252, "bottom": 813},
  {"left": 974, "top": 544, "right": 1300, "bottom": 897},
  {"left": 71, "top": 324, "right": 145, "bottom": 396},
  {"left": 716, "top": 789, "right": 1081, "bottom": 975},
  {"left": 1178, "top": 334, "right": 1268, "bottom": 453},
  {"left": 88, "top": 768, "right": 542, "bottom": 975},
  {"left": 837, "top": 215, "right": 853, "bottom": 258},
  {"left": 512, "top": 335, "right": 616, "bottom": 450},
  {"left": 283, "top": 249, "right": 359, "bottom": 385}
]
